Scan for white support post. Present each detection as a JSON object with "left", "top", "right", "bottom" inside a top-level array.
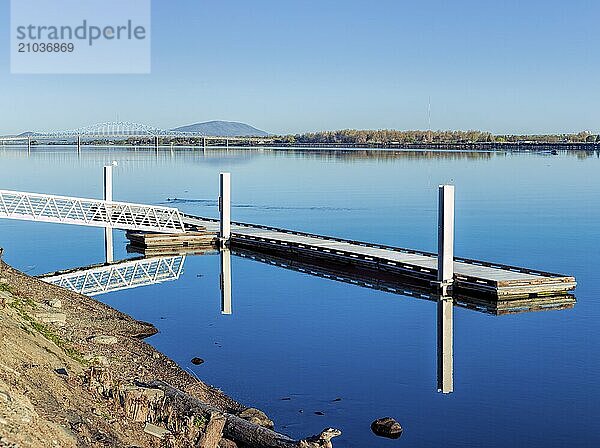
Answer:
[
  {"left": 437, "top": 185, "right": 455, "bottom": 294},
  {"left": 104, "top": 165, "right": 114, "bottom": 263},
  {"left": 203, "top": 137, "right": 207, "bottom": 151},
  {"left": 104, "top": 227, "right": 114, "bottom": 264},
  {"left": 154, "top": 136, "right": 159, "bottom": 151},
  {"left": 219, "top": 172, "right": 231, "bottom": 246},
  {"left": 226, "top": 138, "right": 229, "bottom": 150},
  {"left": 220, "top": 248, "right": 232, "bottom": 315},
  {"left": 77, "top": 135, "right": 81, "bottom": 152},
  {"left": 27, "top": 136, "right": 31, "bottom": 153},
  {"left": 437, "top": 296, "right": 454, "bottom": 394}
]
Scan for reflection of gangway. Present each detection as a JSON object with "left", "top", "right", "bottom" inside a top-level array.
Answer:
[{"left": 39, "top": 255, "right": 185, "bottom": 296}]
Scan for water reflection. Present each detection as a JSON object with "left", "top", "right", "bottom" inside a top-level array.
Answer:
[
  {"left": 230, "top": 250, "right": 575, "bottom": 395},
  {"left": 3, "top": 144, "right": 600, "bottom": 165},
  {"left": 39, "top": 255, "right": 186, "bottom": 296},
  {"left": 232, "top": 249, "right": 576, "bottom": 316},
  {"left": 39, "top": 245, "right": 575, "bottom": 396},
  {"left": 220, "top": 248, "right": 232, "bottom": 315},
  {"left": 437, "top": 296, "right": 453, "bottom": 394}
]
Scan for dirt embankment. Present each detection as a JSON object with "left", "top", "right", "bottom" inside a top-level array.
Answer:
[{"left": 0, "top": 261, "right": 339, "bottom": 448}]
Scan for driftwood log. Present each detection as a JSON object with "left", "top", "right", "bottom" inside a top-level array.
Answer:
[
  {"left": 149, "top": 380, "right": 340, "bottom": 448},
  {"left": 198, "top": 412, "right": 226, "bottom": 448}
]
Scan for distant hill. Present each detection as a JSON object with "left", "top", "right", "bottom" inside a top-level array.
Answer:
[{"left": 171, "top": 121, "right": 269, "bottom": 137}]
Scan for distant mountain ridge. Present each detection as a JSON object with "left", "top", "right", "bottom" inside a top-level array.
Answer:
[{"left": 171, "top": 121, "right": 269, "bottom": 137}]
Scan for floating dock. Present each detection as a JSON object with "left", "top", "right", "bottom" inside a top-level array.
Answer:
[
  {"left": 124, "top": 214, "right": 577, "bottom": 300},
  {"left": 1, "top": 174, "right": 577, "bottom": 303},
  {"left": 126, "top": 229, "right": 217, "bottom": 254}
]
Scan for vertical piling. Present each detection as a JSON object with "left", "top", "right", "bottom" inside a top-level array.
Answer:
[
  {"left": 437, "top": 295, "right": 454, "bottom": 394},
  {"left": 27, "top": 136, "right": 31, "bottom": 153},
  {"left": 220, "top": 248, "right": 232, "bottom": 315},
  {"left": 104, "top": 165, "right": 114, "bottom": 264},
  {"left": 437, "top": 185, "right": 455, "bottom": 294},
  {"left": 203, "top": 137, "right": 207, "bottom": 152},
  {"left": 77, "top": 135, "right": 81, "bottom": 153},
  {"left": 154, "top": 136, "right": 159, "bottom": 151},
  {"left": 219, "top": 172, "right": 231, "bottom": 246}
]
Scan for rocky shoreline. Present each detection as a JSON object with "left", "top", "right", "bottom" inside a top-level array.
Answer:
[{"left": 0, "top": 259, "right": 340, "bottom": 448}]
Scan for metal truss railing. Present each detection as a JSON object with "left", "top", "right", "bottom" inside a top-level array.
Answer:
[
  {"left": 36, "top": 121, "right": 184, "bottom": 138},
  {"left": 40, "top": 255, "right": 185, "bottom": 296},
  {"left": 0, "top": 190, "right": 186, "bottom": 233}
]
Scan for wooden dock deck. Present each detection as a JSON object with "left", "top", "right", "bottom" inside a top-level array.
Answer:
[
  {"left": 126, "top": 215, "right": 577, "bottom": 300},
  {"left": 126, "top": 229, "right": 217, "bottom": 253}
]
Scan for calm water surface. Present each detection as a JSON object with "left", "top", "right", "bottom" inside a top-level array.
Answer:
[{"left": 1, "top": 146, "right": 599, "bottom": 447}]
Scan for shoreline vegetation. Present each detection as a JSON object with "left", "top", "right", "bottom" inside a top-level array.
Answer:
[
  {"left": 273, "top": 129, "right": 600, "bottom": 145},
  {"left": 0, "top": 258, "right": 340, "bottom": 448},
  {"left": 119, "top": 128, "right": 599, "bottom": 149},
  {"left": 11, "top": 129, "right": 600, "bottom": 151}
]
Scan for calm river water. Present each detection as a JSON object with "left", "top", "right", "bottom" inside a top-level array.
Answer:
[{"left": 1, "top": 146, "right": 599, "bottom": 447}]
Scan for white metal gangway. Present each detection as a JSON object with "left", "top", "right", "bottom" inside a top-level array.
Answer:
[
  {"left": 39, "top": 255, "right": 186, "bottom": 296},
  {"left": 0, "top": 189, "right": 186, "bottom": 233}
]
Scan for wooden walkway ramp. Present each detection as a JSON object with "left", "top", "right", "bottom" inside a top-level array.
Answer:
[{"left": 170, "top": 215, "right": 576, "bottom": 299}]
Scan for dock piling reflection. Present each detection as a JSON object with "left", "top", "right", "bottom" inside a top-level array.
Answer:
[
  {"left": 220, "top": 248, "right": 232, "bottom": 315},
  {"left": 437, "top": 295, "right": 454, "bottom": 394}
]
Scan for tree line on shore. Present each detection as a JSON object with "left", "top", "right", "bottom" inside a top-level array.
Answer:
[{"left": 273, "top": 130, "right": 600, "bottom": 145}]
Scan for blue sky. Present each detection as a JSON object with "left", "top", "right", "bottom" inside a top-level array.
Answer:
[{"left": 1, "top": 0, "right": 599, "bottom": 135}]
